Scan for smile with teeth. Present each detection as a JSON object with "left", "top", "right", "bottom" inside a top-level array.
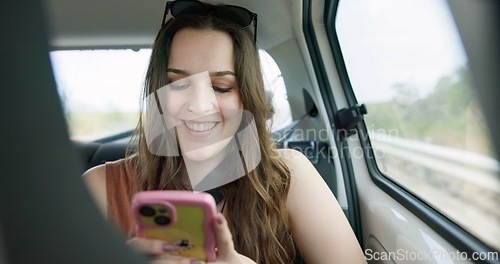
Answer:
[{"left": 183, "top": 120, "right": 218, "bottom": 132}]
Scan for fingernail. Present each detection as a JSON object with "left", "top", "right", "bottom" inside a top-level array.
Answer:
[
  {"left": 217, "top": 215, "right": 224, "bottom": 225},
  {"left": 163, "top": 244, "right": 175, "bottom": 252}
]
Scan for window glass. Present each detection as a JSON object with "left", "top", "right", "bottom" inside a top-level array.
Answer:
[
  {"left": 337, "top": 0, "right": 500, "bottom": 250},
  {"left": 50, "top": 49, "right": 291, "bottom": 141},
  {"left": 50, "top": 49, "right": 149, "bottom": 141}
]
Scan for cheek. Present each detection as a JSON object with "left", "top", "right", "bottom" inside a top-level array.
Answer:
[
  {"left": 165, "top": 93, "right": 184, "bottom": 116},
  {"left": 218, "top": 93, "right": 243, "bottom": 111},
  {"left": 219, "top": 94, "right": 243, "bottom": 123}
]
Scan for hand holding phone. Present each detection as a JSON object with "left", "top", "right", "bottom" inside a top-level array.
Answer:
[{"left": 131, "top": 190, "right": 217, "bottom": 262}]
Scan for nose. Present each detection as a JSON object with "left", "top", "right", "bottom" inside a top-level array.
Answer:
[{"left": 188, "top": 79, "right": 217, "bottom": 114}]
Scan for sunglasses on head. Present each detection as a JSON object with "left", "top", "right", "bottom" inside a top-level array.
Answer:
[{"left": 162, "top": 0, "right": 258, "bottom": 43}]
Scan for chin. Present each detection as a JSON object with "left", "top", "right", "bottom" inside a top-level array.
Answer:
[{"left": 181, "top": 137, "right": 233, "bottom": 162}]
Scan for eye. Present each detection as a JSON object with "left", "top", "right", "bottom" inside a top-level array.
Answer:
[{"left": 212, "top": 84, "right": 233, "bottom": 94}]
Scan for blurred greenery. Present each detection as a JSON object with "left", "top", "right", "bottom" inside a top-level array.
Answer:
[
  {"left": 65, "top": 111, "right": 139, "bottom": 141},
  {"left": 365, "top": 66, "right": 495, "bottom": 157}
]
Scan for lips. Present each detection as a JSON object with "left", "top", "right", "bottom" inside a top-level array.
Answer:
[{"left": 183, "top": 120, "right": 218, "bottom": 132}]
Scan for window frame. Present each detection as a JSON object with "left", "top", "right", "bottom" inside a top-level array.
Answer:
[{"left": 302, "top": 0, "right": 363, "bottom": 242}]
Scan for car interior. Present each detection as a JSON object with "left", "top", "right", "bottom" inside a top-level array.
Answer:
[{"left": 1, "top": 0, "right": 499, "bottom": 263}]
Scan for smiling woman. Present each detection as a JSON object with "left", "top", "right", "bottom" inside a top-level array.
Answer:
[
  {"left": 4, "top": 0, "right": 500, "bottom": 263},
  {"left": 81, "top": 2, "right": 366, "bottom": 263},
  {"left": 160, "top": 29, "right": 246, "bottom": 186}
]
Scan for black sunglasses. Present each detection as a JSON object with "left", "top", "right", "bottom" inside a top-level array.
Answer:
[{"left": 162, "top": 0, "right": 258, "bottom": 43}]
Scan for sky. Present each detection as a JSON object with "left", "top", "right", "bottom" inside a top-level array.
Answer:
[{"left": 336, "top": 0, "right": 468, "bottom": 103}]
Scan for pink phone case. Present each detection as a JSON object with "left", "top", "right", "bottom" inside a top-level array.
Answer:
[{"left": 131, "top": 190, "right": 217, "bottom": 262}]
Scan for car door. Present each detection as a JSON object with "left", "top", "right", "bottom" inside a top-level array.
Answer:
[{"left": 301, "top": 0, "right": 500, "bottom": 263}]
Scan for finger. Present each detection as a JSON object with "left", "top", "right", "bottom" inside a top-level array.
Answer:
[
  {"left": 213, "top": 213, "right": 235, "bottom": 260},
  {"left": 126, "top": 237, "right": 180, "bottom": 256}
]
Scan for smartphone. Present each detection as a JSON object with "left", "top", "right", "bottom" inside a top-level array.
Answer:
[{"left": 131, "top": 190, "right": 217, "bottom": 262}]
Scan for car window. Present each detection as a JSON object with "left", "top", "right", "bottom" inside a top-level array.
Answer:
[
  {"left": 336, "top": 0, "right": 500, "bottom": 250},
  {"left": 50, "top": 49, "right": 292, "bottom": 141},
  {"left": 50, "top": 49, "right": 148, "bottom": 141}
]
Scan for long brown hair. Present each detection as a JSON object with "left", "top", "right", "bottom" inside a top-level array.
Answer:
[{"left": 127, "top": 12, "right": 295, "bottom": 264}]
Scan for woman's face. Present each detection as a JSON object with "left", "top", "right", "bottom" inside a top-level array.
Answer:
[{"left": 164, "top": 28, "right": 243, "bottom": 162}]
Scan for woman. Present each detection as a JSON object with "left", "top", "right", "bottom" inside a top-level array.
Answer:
[{"left": 83, "top": 1, "right": 366, "bottom": 263}]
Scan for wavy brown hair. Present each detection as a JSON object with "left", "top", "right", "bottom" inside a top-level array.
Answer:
[{"left": 126, "top": 11, "right": 295, "bottom": 264}]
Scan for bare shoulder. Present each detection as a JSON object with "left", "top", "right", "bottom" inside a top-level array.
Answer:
[
  {"left": 276, "top": 148, "right": 312, "bottom": 170},
  {"left": 82, "top": 164, "right": 108, "bottom": 217},
  {"left": 276, "top": 148, "right": 321, "bottom": 184},
  {"left": 277, "top": 148, "right": 332, "bottom": 214},
  {"left": 276, "top": 148, "right": 328, "bottom": 201},
  {"left": 277, "top": 148, "right": 366, "bottom": 263}
]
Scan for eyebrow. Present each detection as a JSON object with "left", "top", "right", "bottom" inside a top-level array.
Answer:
[{"left": 167, "top": 68, "right": 236, "bottom": 77}]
